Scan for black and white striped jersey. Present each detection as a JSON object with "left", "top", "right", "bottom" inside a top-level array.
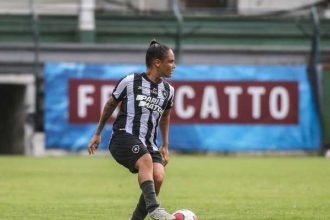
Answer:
[{"left": 111, "top": 72, "right": 174, "bottom": 151}]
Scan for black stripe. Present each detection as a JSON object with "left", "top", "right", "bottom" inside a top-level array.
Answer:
[
  {"left": 162, "top": 82, "right": 171, "bottom": 109},
  {"left": 132, "top": 73, "right": 143, "bottom": 137}
]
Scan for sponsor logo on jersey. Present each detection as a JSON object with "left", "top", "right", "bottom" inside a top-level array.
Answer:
[{"left": 136, "top": 94, "right": 163, "bottom": 113}]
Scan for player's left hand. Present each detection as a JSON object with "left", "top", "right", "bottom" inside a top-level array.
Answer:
[
  {"left": 160, "top": 145, "right": 170, "bottom": 166},
  {"left": 88, "top": 134, "right": 101, "bottom": 155}
]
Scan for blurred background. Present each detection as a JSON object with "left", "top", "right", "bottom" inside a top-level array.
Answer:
[{"left": 0, "top": 0, "right": 329, "bottom": 156}]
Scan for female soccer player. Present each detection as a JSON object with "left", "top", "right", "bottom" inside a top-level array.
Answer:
[{"left": 87, "top": 40, "right": 176, "bottom": 220}]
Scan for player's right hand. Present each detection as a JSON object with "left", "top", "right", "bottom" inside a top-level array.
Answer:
[{"left": 87, "top": 134, "right": 101, "bottom": 155}]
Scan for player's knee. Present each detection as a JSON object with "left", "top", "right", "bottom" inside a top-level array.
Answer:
[
  {"left": 136, "top": 153, "right": 152, "bottom": 170},
  {"left": 153, "top": 172, "right": 164, "bottom": 185},
  {"left": 153, "top": 172, "right": 164, "bottom": 195}
]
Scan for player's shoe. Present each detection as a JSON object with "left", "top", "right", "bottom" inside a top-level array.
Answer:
[{"left": 149, "top": 207, "right": 176, "bottom": 220}]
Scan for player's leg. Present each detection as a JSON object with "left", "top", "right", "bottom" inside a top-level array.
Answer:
[
  {"left": 135, "top": 153, "right": 154, "bottom": 184},
  {"left": 135, "top": 154, "right": 160, "bottom": 214},
  {"left": 131, "top": 151, "right": 168, "bottom": 220},
  {"left": 153, "top": 162, "right": 165, "bottom": 195},
  {"left": 109, "top": 132, "right": 159, "bottom": 218},
  {"left": 151, "top": 150, "right": 166, "bottom": 195},
  {"left": 135, "top": 156, "right": 174, "bottom": 220},
  {"left": 131, "top": 162, "right": 165, "bottom": 219}
]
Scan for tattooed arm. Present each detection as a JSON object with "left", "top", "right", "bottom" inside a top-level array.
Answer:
[{"left": 87, "top": 96, "right": 118, "bottom": 155}]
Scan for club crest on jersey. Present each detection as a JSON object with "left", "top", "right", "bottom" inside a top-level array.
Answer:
[
  {"left": 162, "top": 90, "right": 168, "bottom": 99},
  {"left": 132, "top": 145, "right": 140, "bottom": 154}
]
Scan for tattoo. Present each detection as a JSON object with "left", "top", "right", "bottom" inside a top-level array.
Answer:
[{"left": 95, "top": 97, "right": 118, "bottom": 135}]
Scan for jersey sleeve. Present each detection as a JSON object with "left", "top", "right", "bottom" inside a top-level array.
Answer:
[
  {"left": 165, "top": 85, "right": 175, "bottom": 110},
  {"left": 112, "top": 75, "right": 130, "bottom": 102}
]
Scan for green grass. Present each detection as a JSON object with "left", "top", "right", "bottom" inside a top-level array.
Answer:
[{"left": 0, "top": 155, "right": 329, "bottom": 220}]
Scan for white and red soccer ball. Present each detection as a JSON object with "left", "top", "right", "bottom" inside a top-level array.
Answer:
[{"left": 173, "top": 209, "right": 198, "bottom": 220}]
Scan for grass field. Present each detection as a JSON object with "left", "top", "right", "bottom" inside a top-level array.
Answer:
[{"left": 0, "top": 155, "right": 329, "bottom": 220}]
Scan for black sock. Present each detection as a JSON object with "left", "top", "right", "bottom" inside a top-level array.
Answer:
[
  {"left": 140, "top": 180, "right": 159, "bottom": 213},
  {"left": 131, "top": 194, "right": 148, "bottom": 220}
]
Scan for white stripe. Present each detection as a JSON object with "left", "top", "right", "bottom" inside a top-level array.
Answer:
[
  {"left": 112, "top": 74, "right": 132, "bottom": 100},
  {"left": 169, "top": 84, "right": 175, "bottom": 97},
  {"left": 124, "top": 74, "right": 135, "bottom": 134},
  {"left": 158, "top": 82, "right": 166, "bottom": 106},
  {"left": 138, "top": 77, "right": 150, "bottom": 146}
]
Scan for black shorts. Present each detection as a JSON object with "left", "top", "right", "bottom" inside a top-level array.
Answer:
[{"left": 109, "top": 131, "right": 164, "bottom": 173}]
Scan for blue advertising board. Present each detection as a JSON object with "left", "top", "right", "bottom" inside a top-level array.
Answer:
[{"left": 44, "top": 63, "right": 321, "bottom": 151}]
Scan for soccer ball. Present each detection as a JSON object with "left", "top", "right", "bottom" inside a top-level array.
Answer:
[{"left": 173, "top": 209, "right": 198, "bottom": 220}]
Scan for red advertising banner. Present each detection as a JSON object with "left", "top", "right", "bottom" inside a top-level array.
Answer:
[{"left": 69, "top": 79, "right": 298, "bottom": 124}]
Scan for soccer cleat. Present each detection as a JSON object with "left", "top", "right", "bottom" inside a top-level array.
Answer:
[{"left": 149, "top": 207, "right": 176, "bottom": 220}]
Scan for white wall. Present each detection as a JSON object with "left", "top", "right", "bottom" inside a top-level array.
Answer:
[
  {"left": 131, "top": 0, "right": 169, "bottom": 11},
  {"left": 0, "top": 0, "right": 79, "bottom": 15},
  {"left": 238, "top": 0, "right": 322, "bottom": 15}
]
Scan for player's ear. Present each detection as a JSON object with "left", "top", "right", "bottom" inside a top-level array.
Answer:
[{"left": 154, "top": 59, "right": 161, "bottom": 68}]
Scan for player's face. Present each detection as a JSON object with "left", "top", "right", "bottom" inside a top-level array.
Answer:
[{"left": 159, "top": 49, "right": 175, "bottom": 78}]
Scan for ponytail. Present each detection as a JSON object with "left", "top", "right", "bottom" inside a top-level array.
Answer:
[{"left": 146, "top": 39, "right": 170, "bottom": 67}]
